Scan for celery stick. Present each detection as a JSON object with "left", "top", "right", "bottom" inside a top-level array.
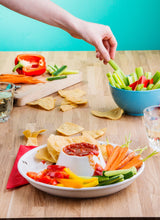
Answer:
[
  {"left": 108, "top": 59, "right": 128, "bottom": 86},
  {"left": 127, "top": 76, "right": 134, "bottom": 84},
  {"left": 106, "top": 72, "right": 112, "bottom": 78},
  {"left": 141, "top": 88, "right": 147, "bottom": 91},
  {"left": 115, "top": 83, "right": 122, "bottom": 89},
  {"left": 108, "top": 59, "right": 121, "bottom": 71},
  {"left": 136, "top": 84, "right": 144, "bottom": 91},
  {"left": 113, "top": 72, "right": 126, "bottom": 87},
  {"left": 152, "top": 71, "right": 160, "bottom": 84},
  {"left": 47, "top": 65, "right": 56, "bottom": 74},
  {"left": 152, "top": 79, "right": 160, "bottom": 89},
  {"left": 108, "top": 77, "right": 116, "bottom": 87},
  {"left": 144, "top": 72, "right": 152, "bottom": 79},
  {"left": 147, "top": 84, "right": 154, "bottom": 90},
  {"left": 130, "top": 73, "right": 138, "bottom": 82},
  {"left": 116, "top": 69, "right": 128, "bottom": 86},
  {"left": 125, "top": 86, "right": 132, "bottom": 91},
  {"left": 114, "top": 71, "right": 126, "bottom": 87},
  {"left": 135, "top": 67, "right": 144, "bottom": 79},
  {"left": 59, "top": 70, "right": 79, "bottom": 76}
]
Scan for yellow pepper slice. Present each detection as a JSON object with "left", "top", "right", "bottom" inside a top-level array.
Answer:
[
  {"left": 57, "top": 178, "right": 83, "bottom": 188},
  {"left": 82, "top": 179, "right": 99, "bottom": 188}
]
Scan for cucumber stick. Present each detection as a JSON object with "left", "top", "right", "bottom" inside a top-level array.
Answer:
[
  {"left": 103, "top": 167, "right": 137, "bottom": 177},
  {"left": 46, "top": 75, "right": 67, "bottom": 81},
  {"left": 98, "top": 174, "right": 124, "bottom": 186},
  {"left": 51, "top": 65, "right": 67, "bottom": 76}
]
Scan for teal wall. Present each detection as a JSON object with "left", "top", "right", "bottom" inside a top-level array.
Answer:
[{"left": 0, "top": 0, "right": 160, "bottom": 51}]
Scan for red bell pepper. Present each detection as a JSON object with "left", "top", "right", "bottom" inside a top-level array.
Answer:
[
  {"left": 138, "top": 75, "right": 149, "bottom": 87},
  {"left": 129, "top": 81, "right": 138, "bottom": 90},
  {"left": 129, "top": 75, "right": 150, "bottom": 90},
  {"left": 13, "top": 54, "right": 46, "bottom": 76}
]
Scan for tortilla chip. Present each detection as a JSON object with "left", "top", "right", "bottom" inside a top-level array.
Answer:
[
  {"left": 61, "top": 99, "right": 73, "bottom": 105},
  {"left": 99, "top": 144, "right": 108, "bottom": 162},
  {"left": 35, "top": 147, "right": 56, "bottom": 163},
  {"left": 31, "top": 129, "right": 46, "bottom": 137},
  {"left": 65, "top": 96, "right": 88, "bottom": 105},
  {"left": 47, "top": 134, "right": 73, "bottom": 162},
  {"left": 60, "top": 104, "right": 78, "bottom": 112},
  {"left": 57, "top": 122, "right": 84, "bottom": 136},
  {"left": 46, "top": 133, "right": 100, "bottom": 163},
  {"left": 23, "top": 129, "right": 46, "bottom": 146},
  {"left": 82, "top": 128, "right": 107, "bottom": 139},
  {"left": 23, "top": 130, "right": 32, "bottom": 138},
  {"left": 27, "top": 97, "right": 56, "bottom": 110},
  {"left": 58, "top": 89, "right": 86, "bottom": 98},
  {"left": 91, "top": 108, "right": 124, "bottom": 120},
  {"left": 26, "top": 137, "right": 38, "bottom": 146},
  {"left": 72, "top": 133, "right": 99, "bottom": 146}
]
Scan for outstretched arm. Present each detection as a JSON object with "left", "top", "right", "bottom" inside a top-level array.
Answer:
[{"left": 0, "top": 0, "right": 117, "bottom": 63}]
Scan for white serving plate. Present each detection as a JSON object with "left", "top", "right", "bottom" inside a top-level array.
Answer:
[{"left": 18, "top": 143, "right": 145, "bottom": 198}]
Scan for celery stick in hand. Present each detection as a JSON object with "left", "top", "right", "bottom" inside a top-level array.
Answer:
[{"left": 109, "top": 59, "right": 128, "bottom": 86}]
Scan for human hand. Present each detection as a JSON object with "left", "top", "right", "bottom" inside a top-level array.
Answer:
[{"left": 69, "top": 21, "right": 117, "bottom": 64}]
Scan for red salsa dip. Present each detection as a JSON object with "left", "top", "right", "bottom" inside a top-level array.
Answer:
[{"left": 63, "top": 142, "right": 99, "bottom": 157}]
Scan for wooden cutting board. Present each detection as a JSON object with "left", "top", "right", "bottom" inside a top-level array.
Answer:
[{"left": 14, "top": 72, "right": 82, "bottom": 106}]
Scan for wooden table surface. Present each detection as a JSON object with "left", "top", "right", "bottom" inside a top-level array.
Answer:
[{"left": 0, "top": 51, "right": 160, "bottom": 218}]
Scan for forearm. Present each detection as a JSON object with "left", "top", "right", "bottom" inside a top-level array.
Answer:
[{"left": 0, "top": 0, "right": 82, "bottom": 34}]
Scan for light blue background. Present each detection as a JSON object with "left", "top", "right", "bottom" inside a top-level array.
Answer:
[{"left": 0, "top": 0, "right": 160, "bottom": 51}]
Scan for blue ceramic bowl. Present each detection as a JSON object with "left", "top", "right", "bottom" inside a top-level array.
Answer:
[{"left": 109, "top": 84, "right": 160, "bottom": 116}]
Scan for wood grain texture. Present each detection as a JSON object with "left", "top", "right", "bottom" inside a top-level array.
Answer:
[
  {"left": 0, "top": 51, "right": 160, "bottom": 218},
  {"left": 14, "top": 72, "right": 82, "bottom": 106}
]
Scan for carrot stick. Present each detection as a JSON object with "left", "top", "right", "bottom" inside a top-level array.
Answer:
[
  {"left": 109, "top": 147, "right": 128, "bottom": 171},
  {"left": 105, "top": 146, "right": 121, "bottom": 171},
  {"left": 115, "top": 151, "right": 135, "bottom": 170},
  {"left": 0, "top": 74, "right": 44, "bottom": 84},
  {"left": 120, "top": 159, "right": 143, "bottom": 170},
  {"left": 120, "top": 155, "right": 141, "bottom": 169},
  {"left": 106, "top": 144, "right": 114, "bottom": 158}
]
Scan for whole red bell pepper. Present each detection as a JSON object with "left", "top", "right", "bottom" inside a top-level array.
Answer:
[{"left": 13, "top": 54, "right": 46, "bottom": 76}]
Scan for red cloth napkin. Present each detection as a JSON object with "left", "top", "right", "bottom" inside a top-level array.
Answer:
[{"left": 6, "top": 145, "right": 37, "bottom": 189}]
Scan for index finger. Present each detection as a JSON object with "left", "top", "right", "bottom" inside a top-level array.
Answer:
[{"left": 108, "top": 36, "right": 117, "bottom": 60}]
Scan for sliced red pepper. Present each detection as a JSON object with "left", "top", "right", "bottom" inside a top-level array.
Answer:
[
  {"left": 47, "top": 165, "right": 66, "bottom": 171},
  {"left": 129, "top": 75, "right": 150, "bottom": 90},
  {"left": 129, "top": 81, "right": 138, "bottom": 90},
  {"left": 93, "top": 163, "right": 103, "bottom": 176},
  {"left": 27, "top": 172, "right": 38, "bottom": 180},
  {"left": 149, "top": 78, "right": 153, "bottom": 84},
  {"left": 13, "top": 54, "right": 46, "bottom": 76},
  {"left": 138, "top": 75, "right": 149, "bottom": 87},
  {"left": 48, "top": 171, "right": 69, "bottom": 179}
]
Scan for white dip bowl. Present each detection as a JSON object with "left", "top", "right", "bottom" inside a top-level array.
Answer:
[{"left": 56, "top": 143, "right": 106, "bottom": 176}]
